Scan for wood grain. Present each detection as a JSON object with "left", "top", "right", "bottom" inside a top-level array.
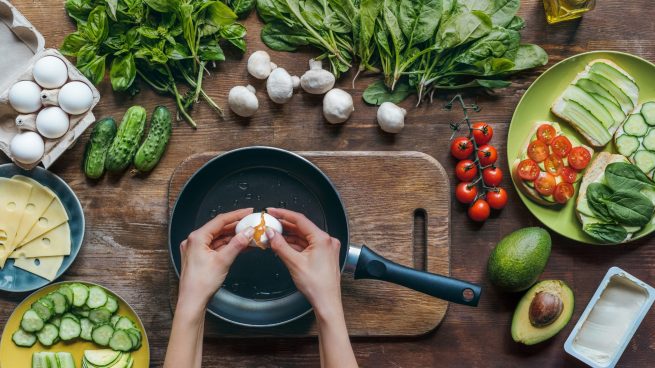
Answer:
[{"left": 0, "top": 0, "right": 654, "bottom": 367}]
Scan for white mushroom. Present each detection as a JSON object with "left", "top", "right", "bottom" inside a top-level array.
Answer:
[
  {"left": 266, "top": 68, "right": 298, "bottom": 104},
  {"left": 323, "top": 88, "right": 354, "bottom": 124},
  {"left": 300, "top": 59, "right": 335, "bottom": 94},
  {"left": 377, "top": 102, "right": 406, "bottom": 133},
  {"left": 247, "top": 51, "right": 277, "bottom": 79},
  {"left": 228, "top": 85, "right": 259, "bottom": 117}
]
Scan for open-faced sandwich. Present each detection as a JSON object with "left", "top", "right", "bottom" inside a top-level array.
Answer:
[
  {"left": 552, "top": 59, "right": 638, "bottom": 147},
  {"left": 513, "top": 122, "right": 593, "bottom": 206},
  {"left": 614, "top": 101, "right": 655, "bottom": 179},
  {"left": 576, "top": 152, "right": 655, "bottom": 244}
]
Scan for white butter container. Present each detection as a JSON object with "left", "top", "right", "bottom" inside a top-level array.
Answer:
[{"left": 564, "top": 267, "right": 654, "bottom": 368}]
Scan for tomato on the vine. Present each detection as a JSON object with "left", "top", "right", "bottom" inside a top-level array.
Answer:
[
  {"left": 551, "top": 136, "right": 572, "bottom": 158},
  {"left": 534, "top": 172, "right": 557, "bottom": 196},
  {"left": 527, "top": 140, "right": 549, "bottom": 162},
  {"left": 471, "top": 122, "right": 493, "bottom": 145},
  {"left": 456, "top": 182, "right": 478, "bottom": 204},
  {"left": 517, "top": 159, "right": 540, "bottom": 181},
  {"left": 477, "top": 145, "right": 498, "bottom": 166},
  {"left": 486, "top": 188, "right": 508, "bottom": 210},
  {"left": 553, "top": 183, "right": 575, "bottom": 204},
  {"left": 544, "top": 155, "right": 564, "bottom": 176},
  {"left": 482, "top": 167, "right": 503, "bottom": 186},
  {"left": 560, "top": 167, "right": 578, "bottom": 184},
  {"left": 468, "top": 199, "right": 490, "bottom": 222},
  {"left": 455, "top": 160, "right": 478, "bottom": 182},
  {"left": 537, "top": 124, "right": 557, "bottom": 145},
  {"left": 451, "top": 137, "right": 474, "bottom": 160},
  {"left": 568, "top": 147, "right": 591, "bottom": 170}
]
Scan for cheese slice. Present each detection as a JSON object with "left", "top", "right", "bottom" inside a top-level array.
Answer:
[
  {"left": 10, "top": 175, "right": 56, "bottom": 248},
  {"left": 18, "top": 195, "right": 69, "bottom": 248},
  {"left": 13, "top": 256, "right": 63, "bottom": 281},
  {"left": 9, "top": 223, "right": 71, "bottom": 258},
  {"left": 0, "top": 178, "right": 33, "bottom": 268}
]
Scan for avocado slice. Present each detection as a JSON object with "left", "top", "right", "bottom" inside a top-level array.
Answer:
[
  {"left": 511, "top": 280, "right": 574, "bottom": 345},
  {"left": 557, "top": 99, "right": 611, "bottom": 145},
  {"left": 588, "top": 73, "right": 634, "bottom": 112},
  {"left": 562, "top": 85, "right": 615, "bottom": 129}
]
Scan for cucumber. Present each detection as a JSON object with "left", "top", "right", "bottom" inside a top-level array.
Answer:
[
  {"left": 55, "top": 352, "right": 76, "bottom": 368},
  {"left": 126, "top": 328, "right": 142, "bottom": 350},
  {"left": 643, "top": 129, "right": 655, "bottom": 151},
  {"left": 109, "top": 330, "right": 134, "bottom": 352},
  {"left": 641, "top": 101, "right": 655, "bottom": 126},
  {"left": 57, "top": 285, "right": 74, "bottom": 306},
  {"left": 111, "top": 314, "right": 121, "bottom": 327},
  {"left": 576, "top": 78, "right": 621, "bottom": 108},
  {"left": 31, "top": 299, "right": 54, "bottom": 321},
  {"left": 32, "top": 352, "right": 56, "bottom": 368},
  {"left": 12, "top": 329, "right": 36, "bottom": 347},
  {"left": 80, "top": 318, "right": 94, "bottom": 341},
  {"left": 633, "top": 150, "right": 655, "bottom": 174},
  {"left": 105, "top": 106, "right": 147, "bottom": 172},
  {"left": 72, "top": 307, "right": 90, "bottom": 318},
  {"left": 50, "top": 316, "right": 61, "bottom": 327},
  {"left": 105, "top": 296, "right": 119, "bottom": 314},
  {"left": 589, "top": 62, "right": 639, "bottom": 102},
  {"left": 36, "top": 323, "right": 59, "bottom": 346},
  {"left": 562, "top": 85, "right": 615, "bottom": 129},
  {"left": 21, "top": 309, "right": 45, "bottom": 332},
  {"left": 87, "top": 286, "right": 108, "bottom": 309},
  {"left": 91, "top": 324, "right": 115, "bottom": 346},
  {"left": 557, "top": 99, "right": 611, "bottom": 145},
  {"left": 616, "top": 134, "right": 640, "bottom": 157},
  {"left": 84, "top": 350, "right": 121, "bottom": 366},
  {"left": 623, "top": 114, "right": 648, "bottom": 136},
  {"left": 71, "top": 283, "right": 90, "bottom": 307},
  {"left": 134, "top": 105, "right": 172, "bottom": 172},
  {"left": 62, "top": 312, "right": 80, "bottom": 323},
  {"left": 588, "top": 73, "right": 634, "bottom": 113},
  {"left": 114, "top": 317, "right": 135, "bottom": 331},
  {"left": 589, "top": 93, "right": 625, "bottom": 124},
  {"left": 45, "top": 292, "right": 69, "bottom": 315},
  {"left": 89, "top": 308, "right": 112, "bottom": 325},
  {"left": 84, "top": 117, "right": 117, "bottom": 179},
  {"left": 59, "top": 316, "right": 81, "bottom": 340}
]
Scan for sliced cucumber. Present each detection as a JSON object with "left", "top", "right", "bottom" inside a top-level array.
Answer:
[
  {"left": 84, "top": 349, "right": 122, "bottom": 366},
  {"left": 589, "top": 62, "right": 639, "bottom": 102},
  {"left": 31, "top": 299, "right": 54, "bottom": 321},
  {"left": 36, "top": 323, "right": 59, "bottom": 346},
  {"left": 71, "top": 283, "right": 90, "bottom": 307},
  {"left": 577, "top": 78, "right": 621, "bottom": 107},
  {"left": 126, "top": 328, "right": 142, "bottom": 350},
  {"left": 12, "top": 329, "right": 36, "bottom": 347},
  {"left": 127, "top": 356, "right": 134, "bottom": 368},
  {"left": 50, "top": 316, "right": 61, "bottom": 327},
  {"left": 72, "top": 307, "right": 90, "bottom": 318},
  {"left": 623, "top": 114, "right": 648, "bottom": 136},
  {"left": 46, "top": 292, "right": 69, "bottom": 315},
  {"left": 105, "top": 296, "right": 119, "bottom": 314},
  {"left": 558, "top": 99, "right": 611, "bottom": 145},
  {"left": 616, "top": 134, "right": 640, "bottom": 157},
  {"left": 62, "top": 312, "right": 80, "bottom": 323},
  {"left": 87, "top": 286, "right": 108, "bottom": 309},
  {"left": 80, "top": 318, "right": 94, "bottom": 341},
  {"left": 109, "top": 330, "right": 134, "bottom": 352},
  {"left": 59, "top": 316, "right": 82, "bottom": 341},
  {"left": 33, "top": 352, "right": 57, "bottom": 368},
  {"left": 633, "top": 150, "right": 655, "bottom": 174},
  {"left": 57, "top": 285, "right": 74, "bottom": 306},
  {"left": 89, "top": 308, "right": 112, "bottom": 325},
  {"left": 563, "top": 85, "right": 615, "bottom": 128},
  {"left": 21, "top": 309, "right": 45, "bottom": 332},
  {"left": 590, "top": 93, "right": 625, "bottom": 124},
  {"left": 641, "top": 101, "right": 655, "bottom": 126},
  {"left": 111, "top": 314, "right": 121, "bottom": 327},
  {"left": 588, "top": 73, "right": 634, "bottom": 112},
  {"left": 643, "top": 129, "right": 655, "bottom": 151},
  {"left": 115, "top": 317, "right": 135, "bottom": 331},
  {"left": 55, "top": 352, "right": 76, "bottom": 368},
  {"left": 91, "top": 324, "right": 115, "bottom": 346}
]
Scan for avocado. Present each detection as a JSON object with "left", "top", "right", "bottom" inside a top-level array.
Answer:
[
  {"left": 511, "top": 280, "right": 574, "bottom": 345},
  {"left": 487, "top": 227, "right": 551, "bottom": 292}
]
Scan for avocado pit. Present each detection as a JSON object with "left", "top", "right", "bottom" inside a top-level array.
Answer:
[{"left": 529, "top": 291, "right": 563, "bottom": 327}]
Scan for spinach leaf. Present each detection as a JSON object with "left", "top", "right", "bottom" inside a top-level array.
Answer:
[
  {"left": 228, "top": 0, "right": 256, "bottom": 18},
  {"left": 260, "top": 22, "right": 312, "bottom": 51},
  {"left": 605, "top": 162, "right": 655, "bottom": 192},
  {"left": 586, "top": 183, "right": 614, "bottom": 222},
  {"left": 398, "top": 0, "right": 441, "bottom": 45},
  {"left": 508, "top": 44, "right": 548, "bottom": 71},
  {"left": 110, "top": 53, "right": 136, "bottom": 91},
  {"left": 605, "top": 190, "right": 654, "bottom": 227},
  {"left": 203, "top": 1, "right": 238, "bottom": 27},
  {"left": 583, "top": 223, "right": 628, "bottom": 244},
  {"left": 363, "top": 79, "right": 412, "bottom": 104},
  {"left": 436, "top": 10, "right": 493, "bottom": 50},
  {"left": 455, "top": 0, "right": 520, "bottom": 27},
  {"left": 505, "top": 16, "right": 525, "bottom": 30}
]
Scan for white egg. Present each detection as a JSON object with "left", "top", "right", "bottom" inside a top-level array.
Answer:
[
  {"left": 235, "top": 212, "right": 283, "bottom": 249},
  {"left": 58, "top": 81, "right": 93, "bottom": 115},
  {"left": 33, "top": 56, "right": 68, "bottom": 89},
  {"left": 10, "top": 131, "right": 45, "bottom": 165},
  {"left": 36, "top": 106, "right": 70, "bottom": 139},
  {"left": 8, "top": 81, "right": 42, "bottom": 113}
]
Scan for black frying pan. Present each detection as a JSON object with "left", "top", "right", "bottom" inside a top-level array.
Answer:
[{"left": 169, "top": 147, "right": 481, "bottom": 327}]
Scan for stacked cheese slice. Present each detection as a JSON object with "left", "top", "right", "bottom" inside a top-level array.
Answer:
[{"left": 0, "top": 176, "right": 70, "bottom": 281}]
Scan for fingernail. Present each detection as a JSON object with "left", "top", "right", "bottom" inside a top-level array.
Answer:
[
  {"left": 265, "top": 228, "right": 275, "bottom": 239},
  {"left": 244, "top": 227, "right": 255, "bottom": 238}
]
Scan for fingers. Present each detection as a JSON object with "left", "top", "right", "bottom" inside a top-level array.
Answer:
[
  {"left": 216, "top": 227, "right": 254, "bottom": 265},
  {"left": 267, "top": 228, "right": 300, "bottom": 265},
  {"left": 196, "top": 208, "right": 253, "bottom": 239},
  {"left": 282, "top": 234, "right": 309, "bottom": 250},
  {"left": 267, "top": 208, "right": 322, "bottom": 238}
]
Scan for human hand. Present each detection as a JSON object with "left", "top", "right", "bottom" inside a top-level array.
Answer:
[
  {"left": 178, "top": 208, "right": 254, "bottom": 306},
  {"left": 265, "top": 208, "right": 343, "bottom": 316}
]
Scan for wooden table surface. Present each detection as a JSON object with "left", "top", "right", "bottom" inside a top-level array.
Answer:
[{"left": 1, "top": 0, "right": 654, "bottom": 367}]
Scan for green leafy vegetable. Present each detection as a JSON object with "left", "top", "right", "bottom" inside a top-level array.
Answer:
[
  {"left": 605, "top": 190, "right": 654, "bottom": 227},
  {"left": 605, "top": 162, "right": 655, "bottom": 192},
  {"left": 583, "top": 223, "right": 628, "bottom": 244},
  {"left": 363, "top": 79, "right": 411, "bottom": 104}
]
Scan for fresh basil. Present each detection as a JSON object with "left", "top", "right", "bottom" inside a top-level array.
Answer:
[
  {"left": 110, "top": 54, "right": 136, "bottom": 91},
  {"left": 228, "top": 0, "right": 256, "bottom": 18},
  {"left": 583, "top": 223, "right": 629, "bottom": 244}
]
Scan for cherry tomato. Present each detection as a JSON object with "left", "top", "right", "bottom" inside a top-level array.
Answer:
[
  {"left": 537, "top": 124, "right": 557, "bottom": 145},
  {"left": 451, "top": 136, "right": 474, "bottom": 160},
  {"left": 468, "top": 199, "right": 490, "bottom": 222},
  {"left": 544, "top": 155, "right": 564, "bottom": 176},
  {"left": 527, "top": 140, "right": 549, "bottom": 162},
  {"left": 560, "top": 167, "right": 578, "bottom": 184},
  {"left": 568, "top": 147, "right": 592, "bottom": 170},
  {"left": 517, "top": 159, "right": 540, "bottom": 181},
  {"left": 486, "top": 188, "right": 508, "bottom": 210},
  {"left": 477, "top": 145, "right": 498, "bottom": 166},
  {"left": 455, "top": 182, "right": 478, "bottom": 204},
  {"left": 553, "top": 182, "right": 575, "bottom": 204},
  {"left": 472, "top": 122, "right": 493, "bottom": 145},
  {"left": 482, "top": 167, "right": 503, "bottom": 186},
  {"left": 455, "top": 160, "right": 478, "bottom": 182},
  {"left": 551, "top": 136, "right": 572, "bottom": 158},
  {"left": 534, "top": 172, "right": 557, "bottom": 196}
]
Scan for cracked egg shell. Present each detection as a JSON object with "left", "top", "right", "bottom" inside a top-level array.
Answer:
[{"left": 235, "top": 212, "right": 283, "bottom": 249}]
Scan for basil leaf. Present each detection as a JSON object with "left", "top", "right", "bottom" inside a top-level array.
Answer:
[
  {"left": 605, "top": 190, "right": 654, "bottom": 227},
  {"left": 204, "top": 1, "right": 238, "bottom": 27},
  {"left": 605, "top": 162, "right": 655, "bottom": 192},
  {"left": 166, "top": 42, "right": 193, "bottom": 60},
  {"left": 78, "top": 54, "right": 107, "bottom": 85},
  {"left": 199, "top": 40, "right": 225, "bottom": 61},
  {"left": 145, "top": 0, "right": 179, "bottom": 13},
  {"left": 65, "top": 0, "right": 94, "bottom": 24},
  {"left": 106, "top": 0, "right": 118, "bottom": 21},
  {"left": 82, "top": 6, "right": 109, "bottom": 44},
  {"left": 363, "top": 80, "right": 412, "bottom": 105},
  {"left": 583, "top": 223, "right": 628, "bottom": 244},
  {"left": 110, "top": 53, "right": 136, "bottom": 91},
  {"left": 60, "top": 32, "right": 88, "bottom": 56}
]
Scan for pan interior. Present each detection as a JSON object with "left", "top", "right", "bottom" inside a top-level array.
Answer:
[{"left": 196, "top": 166, "right": 327, "bottom": 300}]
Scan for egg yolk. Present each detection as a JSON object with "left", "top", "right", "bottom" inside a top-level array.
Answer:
[{"left": 253, "top": 212, "right": 267, "bottom": 249}]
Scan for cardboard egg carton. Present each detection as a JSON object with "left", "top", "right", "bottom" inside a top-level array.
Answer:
[{"left": 0, "top": 0, "right": 99, "bottom": 170}]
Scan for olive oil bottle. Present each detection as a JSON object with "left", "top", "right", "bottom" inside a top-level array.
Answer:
[{"left": 543, "top": 0, "right": 596, "bottom": 24}]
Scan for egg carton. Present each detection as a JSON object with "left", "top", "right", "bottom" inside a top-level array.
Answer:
[{"left": 0, "top": 0, "right": 99, "bottom": 170}]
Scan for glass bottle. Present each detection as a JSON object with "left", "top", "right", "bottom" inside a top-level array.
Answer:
[{"left": 543, "top": 0, "right": 596, "bottom": 24}]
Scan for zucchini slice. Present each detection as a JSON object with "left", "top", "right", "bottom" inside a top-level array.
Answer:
[
  {"left": 12, "top": 329, "right": 36, "bottom": 347},
  {"left": 643, "top": 129, "right": 655, "bottom": 151},
  {"left": 623, "top": 114, "right": 649, "bottom": 136},
  {"left": 616, "top": 135, "right": 640, "bottom": 157},
  {"left": 633, "top": 150, "right": 655, "bottom": 174}
]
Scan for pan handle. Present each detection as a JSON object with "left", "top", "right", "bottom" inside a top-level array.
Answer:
[{"left": 350, "top": 245, "right": 481, "bottom": 307}]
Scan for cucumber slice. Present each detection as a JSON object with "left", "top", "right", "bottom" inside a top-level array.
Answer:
[
  {"left": 616, "top": 134, "right": 640, "bottom": 157},
  {"left": 12, "top": 329, "right": 36, "bottom": 347},
  {"left": 633, "top": 150, "right": 655, "bottom": 174},
  {"left": 83, "top": 350, "right": 121, "bottom": 366},
  {"left": 72, "top": 307, "right": 90, "bottom": 318},
  {"left": 46, "top": 292, "right": 69, "bottom": 315},
  {"left": 589, "top": 62, "right": 639, "bottom": 102},
  {"left": 623, "top": 114, "right": 648, "bottom": 136},
  {"left": 563, "top": 85, "right": 615, "bottom": 128},
  {"left": 87, "top": 286, "right": 108, "bottom": 309},
  {"left": 577, "top": 78, "right": 621, "bottom": 107},
  {"left": 91, "top": 324, "right": 115, "bottom": 346},
  {"left": 36, "top": 323, "right": 59, "bottom": 346},
  {"left": 62, "top": 312, "right": 80, "bottom": 323},
  {"left": 641, "top": 102, "right": 655, "bottom": 126},
  {"left": 21, "top": 309, "right": 45, "bottom": 332},
  {"left": 127, "top": 356, "right": 134, "bottom": 368},
  {"left": 109, "top": 330, "right": 134, "bottom": 352},
  {"left": 89, "top": 308, "right": 112, "bottom": 325},
  {"left": 57, "top": 285, "right": 74, "bottom": 306},
  {"left": 588, "top": 73, "right": 634, "bottom": 113},
  {"left": 71, "top": 283, "right": 90, "bottom": 307},
  {"left": 126, "top": 328, "right": 142, "bottom": 350},
  {"left": 31, "top": 299, "right": 54, "bottom": 321},
  {"left": 50, "top": 316, "right": 61, "bottom": 327},
  {"left": 111, "top": 314, "right": 121, "bottom": 327},
  {"left": 55, "top": 352, "right": 76, "bottom": 368},
  {"left": 590, "top": 93, "right": 625, "bottom": 124},
  {"left": 557, "top": 99, "right": 611, "bottom": 145},
  {"left": 80, "top": 318, "right": 94, "bottom": 341},
  {"left": 643, "top": 129, "right": 655, "bottom": 151},
  {"left": 59, "top": 316, "right": 82, "bottom": 341},
  {"left": 115, "top": 317, "right": 135, "bottom": 331},
  {"left": 105, "top": 296, "right": 119, "bottom": 314},
  {"left": 33, "top": 352, "right": 57, "bottom": 368}
]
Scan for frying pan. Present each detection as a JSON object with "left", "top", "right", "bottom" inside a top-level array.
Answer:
[{"left": 169, "top": 147, "right": 481, "bottom": 327}]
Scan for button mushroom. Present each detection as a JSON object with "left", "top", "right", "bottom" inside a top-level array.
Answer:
[
  {"left": 377, "top": 102, "right": 406, "bottom": 133},
  {"left": 228, "top": 85, "right": 259, "bottom": 117},
  {"left": 323, "top": 88, "right": 354, "bottom": 124},
  {"left": 247, "top": 50, "right": 277, "bottom": 80},
  {"left": 266, "top": 68, "right": 298, "bottom": 104},
  {"left": 300, "top": 59, "right": 335, "bottom": 94}
]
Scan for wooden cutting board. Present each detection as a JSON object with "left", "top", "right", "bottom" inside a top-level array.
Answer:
[{"left": 167, "top": 151, "right": 451, "bottom": 337}]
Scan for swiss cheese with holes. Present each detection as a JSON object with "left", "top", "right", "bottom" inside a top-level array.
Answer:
[
  {"left": 13, "top": 256, "right": 64, "bottom": 281},
  {"left": 0, "top": 177, "right": 33, "bottom": 268},
  {"left": 10, "top": 223, "right": 71, "bottom": 258},
  {"left": 10, "top": 175, "right": 56, "bottom": 247},
  {"left": 18, "top": 195, "right": 68, "bottom": 248}
]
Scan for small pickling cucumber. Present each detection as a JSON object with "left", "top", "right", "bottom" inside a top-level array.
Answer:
[
  {"left": 134, "top": 106, "right": 172, "bottom": 172},
  {"left": 616, "top": 134, "right": 640, "bottom": 157},
  {"left": 105, "top": 106, "right": 147, "bottom": 172},
  {"left": 641, "top": 101, "right": 655, "bottom": 125},
  {"left": 623, "top": 114, "right": 648, "bottom": 136},
  {"left": 83, "top": 117, "right": 117, "bottom": 179}
]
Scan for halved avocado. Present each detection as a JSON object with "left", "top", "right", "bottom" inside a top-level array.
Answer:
[{"left": 511, "top": 280, "right": 574, "bottom": 345}]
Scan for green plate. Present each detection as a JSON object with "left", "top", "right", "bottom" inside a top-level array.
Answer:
[{"left": 507, "top": 51, "right": 655, "bottom": 244}]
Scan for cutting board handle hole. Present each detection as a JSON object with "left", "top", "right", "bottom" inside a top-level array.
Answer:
[
  {"left": 413, "top": 209, "right": 427, "bottom": 271},
  {"left": 462, "top": 288, "right": 474, "bottom": 301}
]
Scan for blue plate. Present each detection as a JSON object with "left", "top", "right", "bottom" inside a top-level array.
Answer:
[{"left": 0, "top": 164, "right": 84, "bottom": 292}]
